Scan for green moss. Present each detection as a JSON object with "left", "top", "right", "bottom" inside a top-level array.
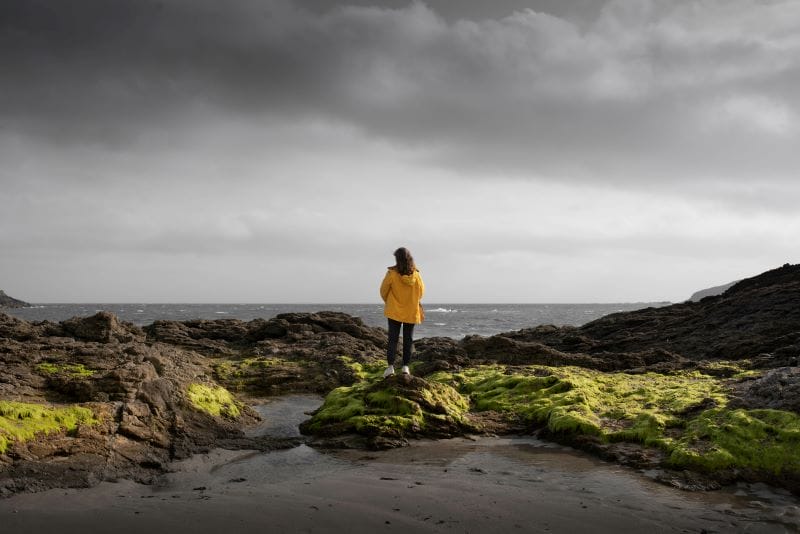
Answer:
[
  {"left": 0, "top": 401, "right": 97, "bottom": 453},
  {"left": 303, "top": 377, "right": 471, "bottom": 438},
  {"left": 697, "top": 360, "right": 761, "bottom": 379},
  {"left": 668, "top": 408, "right": 800, "bottom": 474},
  {"left": 432, "top": 365, "right": 721, "bottom": 442},
  {"left": 186, "top": 383, "right": 241, "bottom": 418},
  {"left": 303, "top": 362, "right": 800, "bottom": 479},
  {"left": 431, "top": 364, "right": 800, "bottom": 476},
  {"left": 36, "top": 362, "right": 95, "bottom": 378},
  {"left": 309, "top": 385, "right": 367, "bottom": 424},
  {"left": 338, "top": 356, "right": 386, "bottom": 381}
]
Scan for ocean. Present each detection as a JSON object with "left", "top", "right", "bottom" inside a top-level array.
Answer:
[{"left": 5, "top": 302, "right": 667, "bottom": 339}]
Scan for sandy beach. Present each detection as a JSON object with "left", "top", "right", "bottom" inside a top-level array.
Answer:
[{"left": 1, "top": 396, "right": 797, "bottom": 533}]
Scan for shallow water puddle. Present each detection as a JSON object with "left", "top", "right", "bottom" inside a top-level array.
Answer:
[{"left": 245, "top": 394, "right": 324, "bottom": 438}]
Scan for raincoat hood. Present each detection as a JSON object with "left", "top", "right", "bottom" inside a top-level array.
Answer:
[
  {"left": 400, "top": 271, "right": 420, "bottom": 286},
  {"left": 380, "top": 267, "right": 425, "bottom": 324}
]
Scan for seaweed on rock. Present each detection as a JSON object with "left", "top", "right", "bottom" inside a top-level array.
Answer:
[{"left": 300, "top": 374, "right": 477, "bottom": 442}]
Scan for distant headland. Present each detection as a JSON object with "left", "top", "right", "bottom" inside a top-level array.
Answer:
[{"left": 0, "top": 290, "right": 30, "bottom": 308}]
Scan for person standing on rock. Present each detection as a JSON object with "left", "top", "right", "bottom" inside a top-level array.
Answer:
[{"left": 380, "top": 247, "right": 425, "bottom": 377}]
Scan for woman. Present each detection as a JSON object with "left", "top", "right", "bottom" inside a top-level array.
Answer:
[{"left": 380, "top": 247, "right": 425, "bottom": 377}]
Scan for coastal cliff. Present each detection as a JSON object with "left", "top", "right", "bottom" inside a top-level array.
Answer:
[
  {"left": 0, "top": 290, "right": 30, "bottom": 309},
  {"left": 2, "top": 264, "right": 800, "bottom": 497}
]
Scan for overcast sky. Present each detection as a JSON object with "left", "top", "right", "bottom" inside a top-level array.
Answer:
[{"left": 2, "top": 0, "right": 799, "bottom": 303}]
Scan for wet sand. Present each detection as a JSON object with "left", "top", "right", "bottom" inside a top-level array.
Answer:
[{"left": 1, "top": 396, "right": 798, "bottom": 533}]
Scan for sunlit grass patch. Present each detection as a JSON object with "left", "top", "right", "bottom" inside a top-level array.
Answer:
[
  {"left": 0, "top": 401, "right": 97, "bottom": 453},
  {"left": 186, "top": 383, "right": 241, "bottom": 418}
]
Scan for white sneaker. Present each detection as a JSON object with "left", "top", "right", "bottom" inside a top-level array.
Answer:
[
  {"left": 383, "top": 365, "right": 395, "bottom": 378},
  {"left": 401, "top": 365, "right": 410, "bottom": 375}
]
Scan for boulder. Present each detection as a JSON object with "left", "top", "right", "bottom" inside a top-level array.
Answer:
[{"left": 61, "top": 311, "right": 144, "bottom": 343}]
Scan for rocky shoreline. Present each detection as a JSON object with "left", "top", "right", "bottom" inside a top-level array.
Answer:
[{"left": 2, "top": 264, "right": 800, "bottom": 497}]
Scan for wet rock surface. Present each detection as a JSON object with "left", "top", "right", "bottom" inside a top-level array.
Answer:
[{"left": 2, "top": 264, "right": 800, "bottom": 497}]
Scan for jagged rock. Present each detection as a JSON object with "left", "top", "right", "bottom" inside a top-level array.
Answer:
[
  {"left": 60, "top": 311, "right": 144, "bottom": 343},
  {"left": 730, "top": 367, "right": 800, "bottom": 413},
  {"left": 0, "top": 313, "right": 40, "bottom": 341},
  {"left": 144, "top": 312, "right": 387, "bottom": 359},
  {"left": 413, "top": 336, "right": 468, "bottom": 364},
  {"left": 518, "top": 263, "right": 800, "bottom": 366}
]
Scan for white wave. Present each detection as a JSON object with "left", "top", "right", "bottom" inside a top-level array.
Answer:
[
  {"left": 215, "top": 311, "right": 229, "bottom": 314},
  {"left": 427, "top": 308, "right": 457, "bottom": 313}
]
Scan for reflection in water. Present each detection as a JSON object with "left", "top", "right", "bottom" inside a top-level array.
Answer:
[{"left": 246, "top": 394, "right": 324, "bottom": 438}]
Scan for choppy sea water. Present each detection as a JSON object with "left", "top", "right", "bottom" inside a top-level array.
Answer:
[{"left": 6, "top": 302, "right": 667, "bottom": 339}]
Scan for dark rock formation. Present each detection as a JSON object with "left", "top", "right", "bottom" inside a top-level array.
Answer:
[
  {"left": 510, "top": 263, "right": 800, "bottom": 368},
  {"left": 143, "top": 311, "right": 388, "bottom": 395},
  {"left": 0, "top": 290, "right": 29, "bottom": 309},
  {"left": 407, "top": 266, "right": 800, "bottom": 372},
  {"left": 0, "top": 310, "right": 384, "bottom": 497},
  {"left": 144, "top": 311, "right": 386, "bottom": 356}
]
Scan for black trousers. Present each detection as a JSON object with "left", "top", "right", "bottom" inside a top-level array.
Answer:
[{"left": 387, "top": 318, "right": 415, "bottom": 366}]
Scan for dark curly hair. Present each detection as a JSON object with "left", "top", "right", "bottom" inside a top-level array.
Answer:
[{"left": 393, "top": 247, "right": 416, "bottom": 276}]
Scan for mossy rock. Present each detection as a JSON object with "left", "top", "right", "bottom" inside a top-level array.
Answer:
[
  {"left": 36, "top": 362, "right": 95, "bottom": 378},
  {"left": 428, "top": 365, "right": 729, "bottom": 442},
  {"left": 300, "top": 374, "right": 477, "bottom": 440},
  {"left": 186, "top": 383, "right": 241, "bottom": 419},
  {"left": 668, "top": 408, "right": 800, "bottom": 475},
  {"left": 429, "top": 364, "right": 800, "bottom": 480},
  {"left": 0, "top": 401, "right": 97, "bottom": 453}
]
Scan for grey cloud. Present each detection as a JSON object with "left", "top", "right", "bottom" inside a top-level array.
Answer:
[{"left": 3, "top": 0, "right": 800, "bottom": 185}]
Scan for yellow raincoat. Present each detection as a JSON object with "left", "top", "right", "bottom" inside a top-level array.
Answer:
[{"left": 380, "top": 268, "right": 425, "bottom": 324}]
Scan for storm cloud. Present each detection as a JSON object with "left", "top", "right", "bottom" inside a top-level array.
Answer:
[{"left": 1, "top": 0, "right": 799, "bottom": 302}]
